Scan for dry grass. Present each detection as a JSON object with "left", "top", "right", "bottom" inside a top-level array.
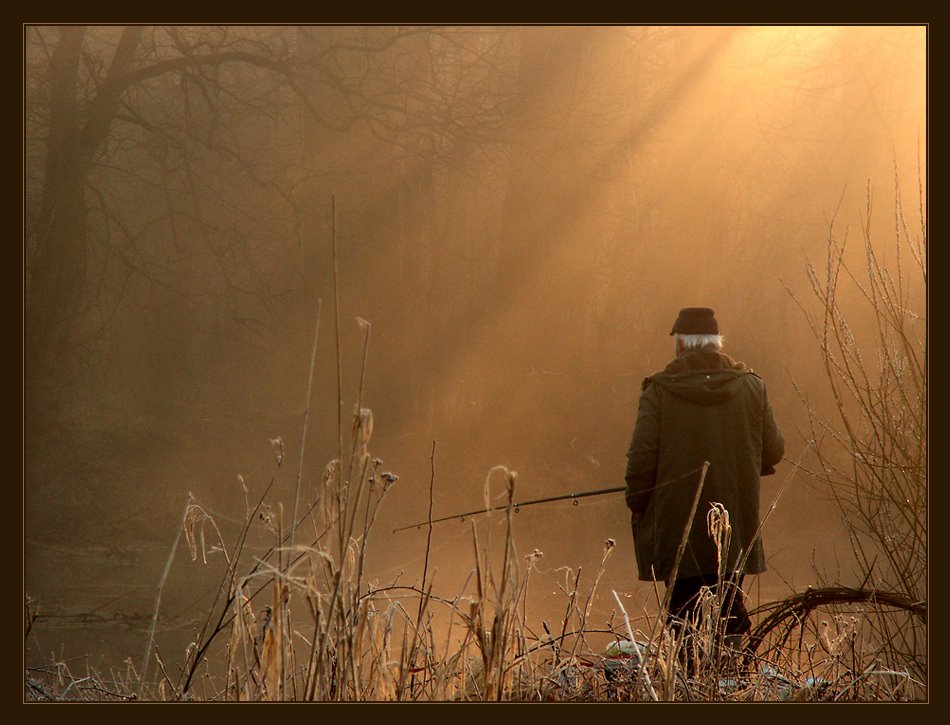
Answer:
[{"left": 24, "top": 430, "right": 925, "bottom": 701}]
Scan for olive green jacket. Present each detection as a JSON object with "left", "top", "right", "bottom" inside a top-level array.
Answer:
[{"left": 625, "top": 350, "right": 784, "bottom": 582}]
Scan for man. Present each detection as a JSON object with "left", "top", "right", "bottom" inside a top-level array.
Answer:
[{"left": 625, "top": 307, "right": 784, "bottom": 642}]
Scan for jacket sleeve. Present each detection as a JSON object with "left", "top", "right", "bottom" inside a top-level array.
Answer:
[
  {"left": 625, "top": 384, "right": 660, "bottom": 518},
  {"left": 761, "top": 386, "right": 785, "bottom": 471}
]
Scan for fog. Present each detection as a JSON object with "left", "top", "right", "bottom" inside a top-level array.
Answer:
[{"left": 24, "top": 25, "right": 926, "bottom": 674}]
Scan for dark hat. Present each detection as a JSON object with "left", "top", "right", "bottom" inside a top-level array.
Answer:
[{"left": 670, "top": 307, "right": 719, "bottom": 335}]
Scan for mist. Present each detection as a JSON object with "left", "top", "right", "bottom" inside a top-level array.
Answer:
[{"left": 24, "top": 25, "right": 926, "bottom": 683}]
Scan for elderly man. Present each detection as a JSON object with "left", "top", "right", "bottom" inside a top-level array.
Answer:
[{"left": 625, "top": 307, "right": 784, "bottom": 643}]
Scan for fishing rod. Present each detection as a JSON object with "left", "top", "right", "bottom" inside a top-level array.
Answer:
[{"left": 392, "top": 485, "right": 626, "bottom": 533}]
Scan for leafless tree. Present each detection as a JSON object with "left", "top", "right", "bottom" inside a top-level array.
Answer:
[{"left": 788, "top": 178, "right": 926, "bottom": 679}]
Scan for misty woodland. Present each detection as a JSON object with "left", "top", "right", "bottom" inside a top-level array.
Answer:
[{"left": 24, "top": 26, "right": 926, "bottom": 702}]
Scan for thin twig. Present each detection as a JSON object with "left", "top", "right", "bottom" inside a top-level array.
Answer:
[
  {"left": 290, "top": 297, "right": 322, "bottom": 557},
  {"left": 332, "top": 193, "right": 343, "bottom": 467},
  {"left": 417, "top": 441, "right": 437, "bottom": 626},
  {"left": 140, "top": 492, "right": 192, "bottom": 700},
  {"left": 612, "top": 589, "right": 657, "bottom": 701}
]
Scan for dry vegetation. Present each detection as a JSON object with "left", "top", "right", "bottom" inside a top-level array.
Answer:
[
  {"left": 25, "top": 189, "right": 925, "bottom": 703},
  {"left": 785, "top": 178, "right": 927, "bottom": 691},
  {"left": 23, "top": 455, "right": 926, "bottom": 702}
]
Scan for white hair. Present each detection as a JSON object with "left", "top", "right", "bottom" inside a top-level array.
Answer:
[{"left": 674, "top": 333, "right": 723, "bottom": 352}]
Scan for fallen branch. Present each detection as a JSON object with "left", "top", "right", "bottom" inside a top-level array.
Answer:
[{"left": 747, "top": 586, "right": 926, "bottom": 655}]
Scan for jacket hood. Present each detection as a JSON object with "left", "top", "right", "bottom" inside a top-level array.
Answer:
[{"left": 645, "top": 351, "right": 753, "bottom": 405}]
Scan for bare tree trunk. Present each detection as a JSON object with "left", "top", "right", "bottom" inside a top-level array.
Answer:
[
  {"left": 26, "top": 27, "right": 87, "bottom": 403},
  {"left": 26, "top": 27, "right": 143, "bottom": 405}
]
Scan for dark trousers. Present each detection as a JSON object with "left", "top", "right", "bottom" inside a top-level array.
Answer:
[{"left": 666, "top": 573, "right": 751, "bottom": 636}]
